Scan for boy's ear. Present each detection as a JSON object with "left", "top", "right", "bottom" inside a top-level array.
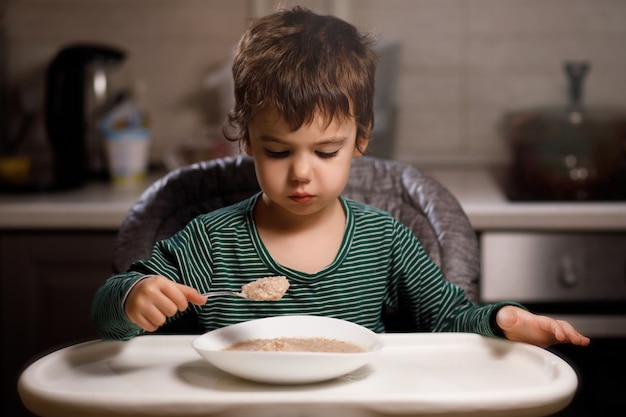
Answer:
[
  {"left": 243, "top": 135, "right": 253, "bottom": 156},
  {"left": 353, "top": 136, "right": 369, "bottom": 158}
]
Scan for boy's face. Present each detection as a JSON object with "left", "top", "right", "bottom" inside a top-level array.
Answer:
[{"left": 246, "top": 107, "right": 366, "bottom": 217}]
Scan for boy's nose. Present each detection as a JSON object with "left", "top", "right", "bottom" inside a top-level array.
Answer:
[{"left": 290, "top": 155, "right": 312, "bottom": 183}]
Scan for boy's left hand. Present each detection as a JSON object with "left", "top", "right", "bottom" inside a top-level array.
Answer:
[{"left": 496, "top": 306, "right": 591, "bottom": 348}]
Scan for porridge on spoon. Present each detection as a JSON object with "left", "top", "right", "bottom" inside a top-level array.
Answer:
[{"left": 239, "top": 276, "right": 290, "bottom": 301}]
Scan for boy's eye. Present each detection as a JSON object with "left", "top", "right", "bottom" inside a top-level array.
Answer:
[
  {"left": 316, "top": 150, "right": 339, "bottom": 159},
  {"left": 264, "top": 149, "right": 339, "bottom": 159},
  {"left": 265, "top": 149, "right": 290, "bottom": 158}
]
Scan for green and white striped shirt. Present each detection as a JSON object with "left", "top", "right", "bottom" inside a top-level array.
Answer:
[{"left": 92, "top": 193, "right": 511, "bottom": 341}]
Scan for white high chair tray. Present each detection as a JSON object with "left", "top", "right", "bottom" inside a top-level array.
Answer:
[{"left": 18, "top": 333, "right": 577, "bottom": 417}]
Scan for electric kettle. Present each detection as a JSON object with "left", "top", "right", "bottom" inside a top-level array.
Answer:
[{"left": 45, "top": 43, "right": 127, "bottom": 189}]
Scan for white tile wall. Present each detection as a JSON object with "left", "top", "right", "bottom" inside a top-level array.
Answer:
[
  {"left": 6, "top": 0, "right": 626, "bottom": 167},
  {"left": 354, "top": 0, "right": 626, "bottom": 165}
]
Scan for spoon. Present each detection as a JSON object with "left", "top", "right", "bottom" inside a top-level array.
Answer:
[
  {"left": 201, "top": 291, "right": 246, "bottom": 299},
  {"left": 201, "top": 276, "right": 290, "bottom": 301}
]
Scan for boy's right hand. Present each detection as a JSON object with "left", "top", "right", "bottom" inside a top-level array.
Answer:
[{"left": 124, "top": 275, "right": 207, "bottom": 332}]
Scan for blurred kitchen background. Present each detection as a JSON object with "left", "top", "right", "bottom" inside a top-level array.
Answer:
[
  {"left": 2, "top": 0, "right": 625, "bottom": 175},
  {"left": 2, "top": 3, "right": 626, "bottom": 417}
]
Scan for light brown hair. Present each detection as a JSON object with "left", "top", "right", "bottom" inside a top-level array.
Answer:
[{"left": 225, "top": 6, "right": 378, "bottom": 152}]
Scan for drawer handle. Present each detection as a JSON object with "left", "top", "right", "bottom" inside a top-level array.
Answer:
[{"left": 557, "top": 255, "right": 578, "bottom": 288}]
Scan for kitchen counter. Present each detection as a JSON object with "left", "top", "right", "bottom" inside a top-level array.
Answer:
[
  {"left": 0, "top": 168, "right": 625, "bottom": 231},
  {"left": 427, "top": 168, "right": 626, "bottom": 231},
  {"left": 0, "top": 175, "right": 161, "bottom": 230}
]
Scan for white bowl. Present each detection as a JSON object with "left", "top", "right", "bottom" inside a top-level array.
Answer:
[{"left": 192, "top": 315, "right": 384, "bottom": 384}]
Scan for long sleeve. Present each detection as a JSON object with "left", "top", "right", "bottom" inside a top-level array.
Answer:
[
  {"left": 91, "top": 218, "right": 210, "bottom": 341},
  {"left": 90, "top": 270, "right": 147, "bottom": 340},
  {"left": 387, "top": 220, "right": 522, "bottom": 337}
]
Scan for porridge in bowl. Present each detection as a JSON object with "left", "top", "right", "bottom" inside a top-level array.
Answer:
[{"left": 224, "top": 337, "right": 366, "bottom": 353}]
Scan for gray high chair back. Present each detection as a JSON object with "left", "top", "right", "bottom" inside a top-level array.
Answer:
[{"left": 113, "top": 155, "right": 479, "bottom": 332}]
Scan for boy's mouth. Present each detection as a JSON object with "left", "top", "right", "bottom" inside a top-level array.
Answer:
[{"left": 289, "top": 193, "right": 314, "bottom": 203}]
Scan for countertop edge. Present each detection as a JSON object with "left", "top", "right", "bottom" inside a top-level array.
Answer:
[{"left": 1, "top": 168, "right": 626, "bottom": 231}]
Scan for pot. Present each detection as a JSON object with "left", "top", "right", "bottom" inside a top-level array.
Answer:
[{"left": 503, "top": 61, "right": 626, "bottom": 200}]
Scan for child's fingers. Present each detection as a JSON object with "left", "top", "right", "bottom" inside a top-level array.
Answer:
[{"left": 178, "top": 284, "right": 208, "bottom": 305}]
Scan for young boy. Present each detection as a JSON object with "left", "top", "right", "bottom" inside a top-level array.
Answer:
[{"left": 92, "top": 6, "right": 589, "bottom": 349}]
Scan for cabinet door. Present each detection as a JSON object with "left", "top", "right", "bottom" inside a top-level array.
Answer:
[{"left": 0, "top": 231, "right": 117, "bottom": 417}]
